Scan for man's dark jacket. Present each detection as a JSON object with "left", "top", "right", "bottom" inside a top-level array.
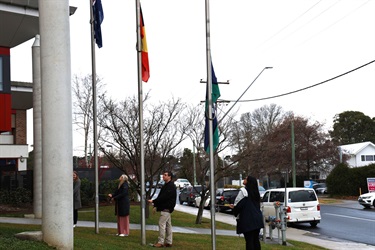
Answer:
[{"left": 153, "top": 180, "right": 177, "bottom": 213}]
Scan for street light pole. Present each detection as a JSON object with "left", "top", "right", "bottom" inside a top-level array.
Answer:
[{"left": 218, "top": 66, "right": 272, "bottom": 124}]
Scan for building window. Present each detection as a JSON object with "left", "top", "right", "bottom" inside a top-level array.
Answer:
[{"left": 361, "top": 155, "right": 375, "bottom": 161}]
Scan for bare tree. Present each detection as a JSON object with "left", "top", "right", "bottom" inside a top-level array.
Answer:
[
  {"left": 229, "top": 104, "right": 288, "bottom": 178},
  {"left": 97, "top": 94, "right": 188, "bottom": 202},
  {"left": 72, "top": 74, "right": 105, "bottom": 166},
  {"left": 182, "top": 104, "right": 237, "bottom": 224}
]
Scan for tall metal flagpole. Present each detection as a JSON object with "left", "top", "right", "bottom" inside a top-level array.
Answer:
[
  {"left": 89, "top": 0, "right": 100, "bottom": 234},
  {"left": 135, "top": 0, "right": 147, "bottom": 245},
  {"left": 204, "top": 0, "right": 216, "bottom": 249}
]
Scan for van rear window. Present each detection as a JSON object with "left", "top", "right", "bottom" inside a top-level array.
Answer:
[{"left": 289, "top": 190, "right": 317, "bottom": 202}]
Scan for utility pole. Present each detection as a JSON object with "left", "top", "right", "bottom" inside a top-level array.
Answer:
[{"left": 291, "top": 121, "right": 296, "bottom": 187}]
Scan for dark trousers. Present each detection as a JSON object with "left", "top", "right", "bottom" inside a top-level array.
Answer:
[
  {"left": 243, "top": 229, "right": 261, "bottom": 250},
  {"left": 74, "top": 209, "right": 78, "bottom": 224}
]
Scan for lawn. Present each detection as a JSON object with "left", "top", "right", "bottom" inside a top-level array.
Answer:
[
  {"left": 0, "top": 223, "right": 327, "bottom": 250},
  {"left": 0, "top": 203, "right": 327, "bottom": 249}
]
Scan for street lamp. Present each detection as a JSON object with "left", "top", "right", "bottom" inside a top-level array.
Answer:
[{"left": 218, "top": 66, "right": 273, "bottom": 124}]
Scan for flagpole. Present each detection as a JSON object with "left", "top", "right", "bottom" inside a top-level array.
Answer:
[
  {"left": 205, "top": 0, "right": 216, "bottom": 249},
  {"left": 89, "top": 0, "right": 100, "bottom": 234},
  {"left": 135, "top": 0, "right": 147, "bottom": 245}
]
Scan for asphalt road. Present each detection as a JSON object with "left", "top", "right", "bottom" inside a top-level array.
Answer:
[{"left": 290, "top": 200, "right": 375, "bottom": 246}]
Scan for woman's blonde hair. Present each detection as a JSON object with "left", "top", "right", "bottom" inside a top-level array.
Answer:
[
  {"left": 121, "top": 174, "right": 128, "bottom": 182},
  {"left": 118, "top": 174, "right": 128, "bottom": 188}
]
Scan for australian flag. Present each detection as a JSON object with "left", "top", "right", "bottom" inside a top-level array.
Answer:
[{"left": 93, "top": 0, "right": 104, "bottom": 48}]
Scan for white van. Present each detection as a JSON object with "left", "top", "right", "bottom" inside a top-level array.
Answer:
[{"left": 261, "top": 187, "right": 321, "bottom": 227}]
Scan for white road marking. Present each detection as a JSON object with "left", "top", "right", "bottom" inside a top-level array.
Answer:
[{"left": 324, "top": 213, "right": 375, "bottom": 222}]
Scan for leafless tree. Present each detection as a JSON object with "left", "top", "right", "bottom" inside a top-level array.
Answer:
[
  {"left": 97, "top": 94, "right": 189, "bottom": 201},
  {"left": 229, "top": 104, "right": 289, "bottom": 178},
  {"left": 182, "top": 104, "right": 237, "bottom": 224},
  {"left": 72, "top": 74, "right": 106, "bottom": 166}
]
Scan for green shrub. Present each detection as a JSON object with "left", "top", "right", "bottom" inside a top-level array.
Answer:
[
  {"left": 326, "top": 163, "right": 351, "bottom": 196},
  {"left": 80, "top": 178, "right": 95, "bottom": 206},
  {"left": 326, "top": 163, "right": 375, "bottom": 196},
  {"left": 0, "top": 187, "right": 32, "bottom": 205}
]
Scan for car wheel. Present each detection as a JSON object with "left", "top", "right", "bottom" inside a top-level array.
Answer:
[
  {"left": 310, "top": 222, "right": 318, "bottom": 227},
  {"left": 373, "top": 199, "right": 375, "bottom": 208},
  {"left": 179, "top": 199, "right": 184, "bottom": 205},
  {"left": 362, "top": 205, "right": 371, "bottom": 209}
]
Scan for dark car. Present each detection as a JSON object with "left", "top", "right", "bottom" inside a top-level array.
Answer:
[
  {"left": 313, "top": 183, "right": 328, "bottom": 194},
  {"left": 215, "top": 188, "right": 240, "bottom": 212},
  {"left": 179, "top": 185, "right": 204, "bottom": 206}
]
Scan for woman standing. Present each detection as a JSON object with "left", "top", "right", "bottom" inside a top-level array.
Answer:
[
  {"left": 73, "top": 171, "right": 82, "bottom": 228},
  {"left": 108, "top": 174, "right": 130, "bottom": 236},
  {"left": 231, "top": 175, "right": 264, "bottom": 250}
]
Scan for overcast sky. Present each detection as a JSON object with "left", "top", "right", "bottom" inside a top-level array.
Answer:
[{"left": 10, "top": 0, "right": 375, "bottom": 155}]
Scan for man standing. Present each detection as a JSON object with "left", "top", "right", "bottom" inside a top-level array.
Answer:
[{"left": 148, "top": 171, "right": 177, "bottom": 248}]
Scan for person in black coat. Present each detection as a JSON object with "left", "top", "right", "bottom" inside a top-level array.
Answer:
[
  {"left": 148, "top": 171, "right": 177, "bottom": 248},
  {"left": 73, "top": 171, "right": 82, "bottom": 228},
  {"left": 108, "top": 174, "right": 130, "bottom": 236},
  {"left": 231, "top": 175, "right": 264, "bottom": 250}
]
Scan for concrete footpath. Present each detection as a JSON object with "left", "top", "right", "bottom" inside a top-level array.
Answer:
[{"left": 0, "top": 200, "right": 374, "bottom": 250}]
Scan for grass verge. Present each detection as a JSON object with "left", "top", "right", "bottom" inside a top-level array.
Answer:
[{"left": 0, "top": 223, "right": 327, "bottom": 250}]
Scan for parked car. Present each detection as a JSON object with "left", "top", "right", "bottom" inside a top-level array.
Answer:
[
  {"left": 194, "top": 190, "right": 210, "bottom": 208},
  {"left": 157, "top": 180, "right": 165, "bottom": 188},
  {"left": 146, "top": 181, "right": 157, "bottom": 188},
  {"left": 215, "top": 188, "right": 240, "bottom": 212},
  {"left": 258, "top": 186, "right": 266, "bottom": 198},
  {"left": 261, "top": 187, "right": 321, "bottom": 227},
  {"left": 175, "top": 178, "right": 191, "bottom": 189},
  {"left": 179, "top": 185, "right": 204, "bottom": 206},
  {"left": 313, "top": 183, "right": 328, "bottom": 194},
  {"left": 358, "top": 192, "right": 375, "bottom": 208}
]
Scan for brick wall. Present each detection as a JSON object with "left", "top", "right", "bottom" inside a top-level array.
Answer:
[{"left": 15, "top": 110, "right": 27, "bottom": 145}]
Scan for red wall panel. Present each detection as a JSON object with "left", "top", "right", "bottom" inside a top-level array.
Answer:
[{"left": 0, "top": 93, "right": 11, "bottom": 132}]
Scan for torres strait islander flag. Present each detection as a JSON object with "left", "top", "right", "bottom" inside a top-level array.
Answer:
[{"left": 140, "top": 6, "right": 150, "bottom": 82}]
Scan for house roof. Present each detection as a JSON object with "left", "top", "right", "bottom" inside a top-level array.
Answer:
[{"left": 339, "top": 142, "right": 375, "bottom": 155}]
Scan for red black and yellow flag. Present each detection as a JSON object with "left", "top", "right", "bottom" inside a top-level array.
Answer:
[{"left": 140, "top": 7, "right": 150, "bottom": 82}]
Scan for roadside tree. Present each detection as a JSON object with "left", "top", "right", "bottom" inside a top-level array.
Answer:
[
  {"left": 72, "top": 74, "right": 106, "bottom": 167},
  {"left": 98, "top": 94, "right": 188, "bottom": 202},
  {"left": 330, "top": 111, "right": 375, "bottom": 144}
]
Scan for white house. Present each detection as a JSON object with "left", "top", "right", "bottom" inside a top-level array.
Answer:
[{"left": 339, "top": 142, "right": 375, "bottom": 167}]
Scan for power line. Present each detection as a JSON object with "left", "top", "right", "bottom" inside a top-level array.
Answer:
[
  {"left": 297, "top": 0, "right": 371, "bottom": 47},
  {"left": 225, "top": 59, "right": 375, "bottom": 103},
  {"left": 257, "top": 0, "right": 323, "bottom": 50}
]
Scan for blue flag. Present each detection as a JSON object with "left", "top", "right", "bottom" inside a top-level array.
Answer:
[
  {"left": 93, "top": 0, "right": 104, "bottom": 48},
  {"left": 204, "top": 62, "right": 221, "bottom": 153}
]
